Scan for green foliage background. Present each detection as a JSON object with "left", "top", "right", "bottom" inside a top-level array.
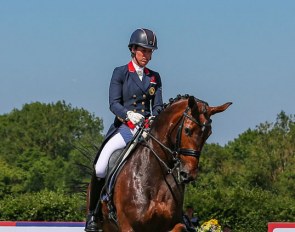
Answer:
[
  {"left": 0, "top": 102, "right": 294, "bottom": 232},
  {"left": 0, "top": 101, "right": 103, "bottom": 221},
  {"left": 184, "top": 111, "right": 295, "bottom": 231}
]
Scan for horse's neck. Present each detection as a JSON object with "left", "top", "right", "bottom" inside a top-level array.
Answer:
[
  {"left": 151, "top": 108, "right": 183, "bottom": 142},
  {"left": 150, "top": 107, "right": 185, "bottom": 157}
]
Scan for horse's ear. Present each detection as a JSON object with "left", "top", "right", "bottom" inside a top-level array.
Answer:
[
  {"left": 188, "top": 96, "right": 196, "bottom": 109},
  {"left": 209, "top": 102, "right": 232, "bottom": 115}
]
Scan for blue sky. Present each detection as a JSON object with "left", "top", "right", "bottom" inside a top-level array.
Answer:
[{"left": 1, "top": 1, "right": 295, "bottom": 145}]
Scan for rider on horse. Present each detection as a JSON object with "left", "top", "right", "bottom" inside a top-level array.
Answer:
[{"left": 85, "top": 28, "right": 163, "bottom": 232}]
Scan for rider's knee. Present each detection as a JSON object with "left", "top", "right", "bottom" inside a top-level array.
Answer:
[{"left": 95, "top": 166, "right": 106, "bottom": 179}]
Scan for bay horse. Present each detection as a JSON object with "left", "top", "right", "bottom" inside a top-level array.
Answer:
[{"left": 101, "top": 95, "right": 231, "bottom": 232}]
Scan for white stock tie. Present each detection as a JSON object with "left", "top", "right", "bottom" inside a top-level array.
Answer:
[{"left": 137, "top": 69, "right": 143, "bottom": 81}]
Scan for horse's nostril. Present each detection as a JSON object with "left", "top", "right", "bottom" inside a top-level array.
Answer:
[
  {"left": 180, "top": 170, "right": 195, "bottom": 183},
  {"left": 180, "top": 171, "right": 188, "bottom": 179}
]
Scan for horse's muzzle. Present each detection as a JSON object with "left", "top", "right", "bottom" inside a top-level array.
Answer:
[{"left": 179, "top": 171, "right": 195, "bottom": 183}]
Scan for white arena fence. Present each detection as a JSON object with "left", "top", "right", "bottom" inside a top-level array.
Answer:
[
  {"left": 0, "top": 221, "right": 85, "bottom": 232},
  {"left": 1, "top": 221, "right": 295, "bottom": 231}
]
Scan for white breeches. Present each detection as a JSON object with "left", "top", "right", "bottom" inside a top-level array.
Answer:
[{"left": 95, "top": 127, "right": 137, "bottom": 178}]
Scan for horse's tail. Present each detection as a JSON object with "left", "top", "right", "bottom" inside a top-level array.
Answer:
[
  {"left": 69, "top": 142, "right": 100, "bottom": 215},
  {"left": 71, "top": 142, "right": 99, "bottom": 192}
]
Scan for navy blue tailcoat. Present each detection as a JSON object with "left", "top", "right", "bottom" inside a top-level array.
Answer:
[{"left": 94, "top": 61, "right": 163, "bottom": 164}]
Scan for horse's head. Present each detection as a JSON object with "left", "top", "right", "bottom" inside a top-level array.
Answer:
[{"left": 151, "top": 95, "right": 232, "bottom": 183}]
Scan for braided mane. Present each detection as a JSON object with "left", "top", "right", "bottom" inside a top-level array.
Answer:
[
  {"left": 161, "top": 94, "right": 209, "bottom": 111},
  {"left": 163, "top": 94, "right": 190, "bottom": 109}
]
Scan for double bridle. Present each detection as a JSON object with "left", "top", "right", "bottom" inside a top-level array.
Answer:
[
  {"left": 174, "top": 106, "right": 212, "bottom": 158},
  {"left": 142, "top": 100, "right": 212, "bottom": 177}
]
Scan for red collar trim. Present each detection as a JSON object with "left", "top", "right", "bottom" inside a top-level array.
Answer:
[
  {"left": 128, "top": 61, "right": 136, "bottom": 72},
  {"left": 144, "top": 67, "right": 150, "bottom": 75},
  {"left": 128, "top": 61, "right": 150, "bottom": 75}
]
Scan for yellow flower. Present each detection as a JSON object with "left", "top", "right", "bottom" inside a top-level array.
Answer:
[{"left": 197, "top": 219, "right": 222, "bottom": 232}]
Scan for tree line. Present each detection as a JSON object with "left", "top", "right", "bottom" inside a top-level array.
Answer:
[{"left": 0, "top": 102, "right": 294, "bottom": 231}]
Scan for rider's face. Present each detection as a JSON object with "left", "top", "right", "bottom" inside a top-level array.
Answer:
[{"left": 132, "top": 46, "right": 153, "bottom": 67}]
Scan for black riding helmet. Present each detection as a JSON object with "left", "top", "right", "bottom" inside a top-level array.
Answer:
[{"left": 128, "top": 28, "right": 158, "bottom": 51}]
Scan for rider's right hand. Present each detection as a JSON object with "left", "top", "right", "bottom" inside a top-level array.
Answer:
[{"left": 127, "top": 111, "right": 144, "bottom": 125}]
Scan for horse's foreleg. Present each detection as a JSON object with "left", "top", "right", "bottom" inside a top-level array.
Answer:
[
  {"left": 116, "top": 214, "right": 135, "bottom": 232},
  {"left": 170, "top": 223, "right": 188, "bottom": 232}
]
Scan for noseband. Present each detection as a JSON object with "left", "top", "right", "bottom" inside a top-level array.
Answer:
[{"left": 174, "top": 106, "right": 211, "bottom": 158}]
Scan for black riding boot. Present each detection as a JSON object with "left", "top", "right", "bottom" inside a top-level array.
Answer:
[{"left": 85, "top": 174, "right": 105, "bottom": 232}]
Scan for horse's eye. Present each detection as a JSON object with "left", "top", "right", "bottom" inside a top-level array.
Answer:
[{"left": 184, "top": 127, "right": 192, "bottom": 136}]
